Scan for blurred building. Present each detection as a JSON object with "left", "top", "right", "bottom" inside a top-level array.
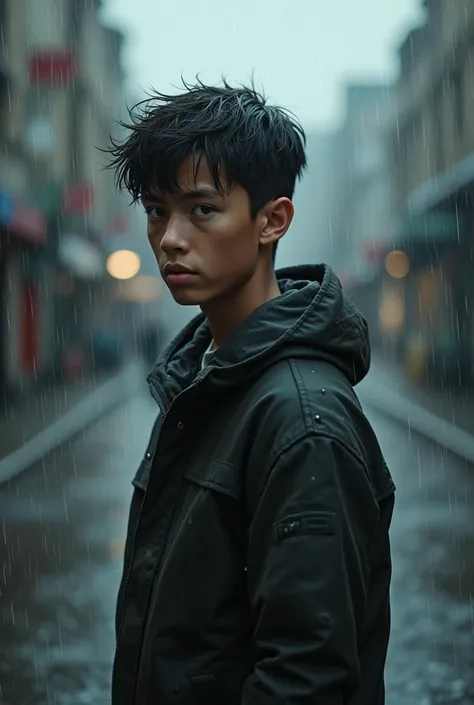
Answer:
[
  {"left": 386, "top": 0, "right": 474, "bottom": 385},
  {"left": 330, "top": 83, "right": 392, "bottom": 280},
  {"left": 322, "top": 82, "right": 393, "bottom": 348},
  {"left": 0, "top": 0, "right": 48, "bottom": 398},
  {"left": 278, "top": 131, "right": 339, "bottom": 268},
  {"left": 0, "top": 0, "right": 132, "bottom": 400}
]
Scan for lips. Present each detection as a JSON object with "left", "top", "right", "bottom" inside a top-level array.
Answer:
[
  {"left": 162, "top": 263, "right": 198, "bottom": 288},
  {"left": 163, "top": 263, "right": 196, "bottom": 276}
]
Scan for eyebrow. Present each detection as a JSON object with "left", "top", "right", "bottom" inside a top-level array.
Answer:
[
  {"left": 183, "top": 187, "right": 224, "bottom": 199},
  {"left": 141, "top": 186, "right": 224, "bottom": 202}
]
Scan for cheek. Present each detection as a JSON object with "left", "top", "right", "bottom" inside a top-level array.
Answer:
[
  {"left": 210, "top": 229, "right": 259, "bottom": 286},
  {"left": 232, "top": 228, "right": 259, "bottom": 264},
  {"left": 216, "top": 219, "right": 259, "bottom": 260},
  {"left": 147, "top": 227, "right": 162, "bottom": 250}
]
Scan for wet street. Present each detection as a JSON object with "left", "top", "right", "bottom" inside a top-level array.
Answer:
[{"left": 0, "top": 386, "right": 473, "bottom": 705}]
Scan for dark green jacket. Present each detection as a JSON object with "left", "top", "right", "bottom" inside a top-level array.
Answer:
[{"left": 112, "top": 264, "right": 395, "bottom": 705}]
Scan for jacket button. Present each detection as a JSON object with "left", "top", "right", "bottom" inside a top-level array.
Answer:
[{"left": 177, "top": 421, "right": 185, "bottom": 430}]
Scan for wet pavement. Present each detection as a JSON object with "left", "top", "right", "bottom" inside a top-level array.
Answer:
[
  {"left": 0, "top": 392, "right": 156, "bottom": 705},
  {"left": 0, "top": 385, "right": 473, "bottom": 704}
]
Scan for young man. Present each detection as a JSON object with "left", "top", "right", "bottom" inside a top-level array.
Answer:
[{"left": 108, "top": 80, "right": 395, "bottom": 705}]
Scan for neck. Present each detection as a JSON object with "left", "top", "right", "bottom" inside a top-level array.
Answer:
[{"left": 202, "top": 268, "right": 281, "bottom": 348}]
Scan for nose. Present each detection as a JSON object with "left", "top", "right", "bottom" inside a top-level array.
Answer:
[{"left": 160, "top": 214, "right": 189, "bottom": 254}]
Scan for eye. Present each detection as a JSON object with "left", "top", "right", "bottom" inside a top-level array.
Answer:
[
  {"left": 193, "top": 204, "right": 216, "bottom": 217},
  {"left": 144, "top": 206, "right": 166, "bottom": 219}
]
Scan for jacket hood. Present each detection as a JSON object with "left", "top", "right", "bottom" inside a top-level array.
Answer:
[{"left": 148, "top": 264, "right": 371, "bottom": 404}]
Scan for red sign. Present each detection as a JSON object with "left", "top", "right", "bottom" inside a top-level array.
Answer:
[
  {"left": 10, "top": 203, "right": 47, "bottom": 245},
  {"left": 63, "top": 183, "right": 94, "bottom": 215},
  {"left": 29, "top": 50, "right": 76, "bottom": 85}
]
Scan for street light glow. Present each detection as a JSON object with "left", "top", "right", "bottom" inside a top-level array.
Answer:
[
  {"left": 106, "top": 249, "right": 141, "bottom": 280},
  {"left": 385, "top": 250, "right": 410, "bottom": 279}
]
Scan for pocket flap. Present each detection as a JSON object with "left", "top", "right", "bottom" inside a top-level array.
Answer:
[
  {"left": 185, "top": 460, "right": 241, "bottom": 500},
  {"left": 188, "top": 673, "right": 219, "bottom": 705},
  {"left": 132, "top": 459, "right": 152, "bottom": 491},
  {"left": 132, "top": 413, "right": 162, "bottom": 491}
]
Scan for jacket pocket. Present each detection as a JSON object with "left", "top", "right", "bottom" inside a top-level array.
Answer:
[
  {"left": 184, "top": 460, "right": 241, "bottom": 501},
  {"left": 188, "top": 673, "right": 220, "bottom": 705},
  {"left": 273, "top": 510, "right": 337, "bottom": 544}
]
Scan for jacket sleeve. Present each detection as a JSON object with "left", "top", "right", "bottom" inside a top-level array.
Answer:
[{"left": 242, "top": 433, "right": 381, "bottom": 705}]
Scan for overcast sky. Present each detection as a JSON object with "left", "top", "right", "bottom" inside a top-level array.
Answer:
[{"left": 103, "top": 0, "right": 423, "bottom": 129}]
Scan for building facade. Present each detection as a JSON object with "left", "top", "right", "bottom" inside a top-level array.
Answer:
[
  {"left": 321, "top": 83, "right": 393, "bottom": 350},
  {"left": 0, "top": 0, "right": 128, "bottom": 399},
  {"left": 0, "top": 0, "right": 48, "bottom": 398},
  {"left": 386, "top": 0, "right": 474, "bottom": 385}
]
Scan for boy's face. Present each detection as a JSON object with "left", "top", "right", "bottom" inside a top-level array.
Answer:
[{"left": 141, "top": 156, "right": 291, "bottom": 308}]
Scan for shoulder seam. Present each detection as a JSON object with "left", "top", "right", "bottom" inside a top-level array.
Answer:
[
  {"left": 287, "top": 359, "right": 315, "bottom": 432},
  {"left": 266, "top": 431, "right": 394, "bottom": 503},
  {"left": 268, "top": 429, "right": 367, "bottom": 480}
]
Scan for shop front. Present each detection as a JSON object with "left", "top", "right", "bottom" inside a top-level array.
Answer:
[
  {"left": 53, "top": 230, "right": 107, "bottom": 377},
  {"left": 28, "top": 180, "right": 112, "bottom": 379},
  {"left": 0, "top": 186, "right": 47, "bottom": 398},
  {"left": 382, "top": 210, "right": 470, "bottom": 387}
]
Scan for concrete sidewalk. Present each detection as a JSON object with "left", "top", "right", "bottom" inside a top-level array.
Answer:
[
  {"left": 359, "top": 355, "right": 474, "bottom": 464},
  {"left": 0, "top": 361, "right": 143, "bottom": 484}
]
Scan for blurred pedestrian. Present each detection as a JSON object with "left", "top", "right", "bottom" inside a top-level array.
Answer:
[{"left": 107, "top": 79, "right": 395, "bottom": 705}]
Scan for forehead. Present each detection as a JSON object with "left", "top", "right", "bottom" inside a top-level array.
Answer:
[
  {"left": 143, "top": 155, "right": 230, "bottom": 201},
  {"left": 178, "top": 155, "right": 217, "bottom": 188}
]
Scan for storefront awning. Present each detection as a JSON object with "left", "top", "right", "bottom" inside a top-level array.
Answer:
[
  {"left": 395, "top": 211, "right": 464, "bottom": 246},
  {"left": 408, "top": 152, "right": 474, "bottom": 214}
]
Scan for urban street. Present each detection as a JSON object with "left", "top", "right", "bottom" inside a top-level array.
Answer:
[{"left": 0, "top": 377, "right": 473, "bottom": 705}]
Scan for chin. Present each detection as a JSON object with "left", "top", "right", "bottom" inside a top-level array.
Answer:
[{"left": 169, "top": 290, "right": 207, "bottom": 307}]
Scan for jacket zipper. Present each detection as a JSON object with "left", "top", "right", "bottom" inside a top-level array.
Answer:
[{"left": 112, "top": 373, "right": 205, "bottom": 701}]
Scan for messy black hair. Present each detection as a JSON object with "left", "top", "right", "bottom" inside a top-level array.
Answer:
[{"left": 106, "top": 78, "right": 307, "bottom": 261}]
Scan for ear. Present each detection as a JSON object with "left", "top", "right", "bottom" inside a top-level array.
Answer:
[{"left": 259, "top": 197, "right": 294, "bottom": 248}]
